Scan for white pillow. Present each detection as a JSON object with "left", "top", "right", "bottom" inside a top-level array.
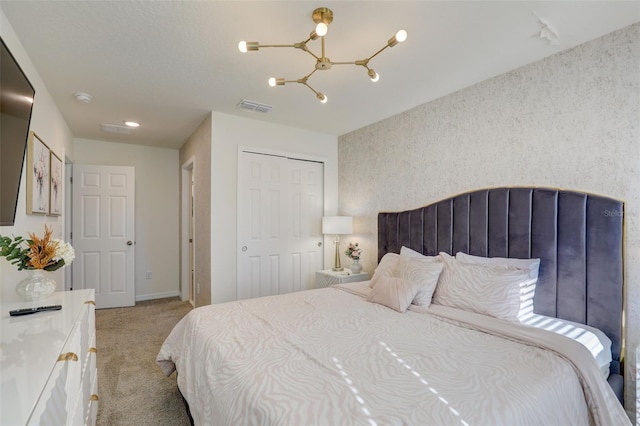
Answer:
[
  {"left": 400, "top": 246, "right": 438, "bottom": 261},
  {"left": 367, "top": 276, "right": 422, "bottom": 313},
  {"left": 399, "top": 256, "right": 444, "bottom": 307},
  {"left": 370, "top": 253, "right": 444, "bottom": 307},
  {"left": 520, "top": 314, "right": 612, "bottom": 379},
  {"left": 432, "top": 253, "right": 527, "bottom": 322},
  {"left": 370, "top": 253, "right": 401, "bottom": 288},
  {"left": 455, "top": 252, "right": 540, "bottom": 320},
  {"left": 368, "top": 256, "right": 443, "bottom": 311}
]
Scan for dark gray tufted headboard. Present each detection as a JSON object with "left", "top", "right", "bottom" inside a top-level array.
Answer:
[{"left": 378, "top": 187, "right": 624, "bottom": 400}]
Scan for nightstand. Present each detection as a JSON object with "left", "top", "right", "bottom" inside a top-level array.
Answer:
[{"left": 315, "top": 269, "right": 369, "bottom": 288}]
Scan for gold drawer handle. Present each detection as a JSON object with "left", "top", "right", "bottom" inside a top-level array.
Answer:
[
  {"left": 57, "top": 352, "right": 79, "bottom": 362},
  {"left": 90, "top": 395, "right": 99, "bottom": 401},
  {"left": 89, "top": 347, "right": 97, "bottom": 353},
  {"left": 84, "top": 300, "right": 96, "bottom": 305}
]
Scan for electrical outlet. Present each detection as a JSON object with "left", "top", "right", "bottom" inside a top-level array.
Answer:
[{"left": 146, "top": 271, "right": 152, "bottom": 280}]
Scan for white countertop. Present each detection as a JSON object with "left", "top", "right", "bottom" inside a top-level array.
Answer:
[{"left": 0, "top": 289, "right": 94, "bottom": 425}]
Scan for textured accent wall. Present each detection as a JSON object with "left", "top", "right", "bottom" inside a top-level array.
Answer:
[{"left": 338, "top": 24, "right": 639, "bottom": 418}]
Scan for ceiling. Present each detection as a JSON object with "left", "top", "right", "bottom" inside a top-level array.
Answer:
[{"left": 1, "top": 1, "right": 638, "bottom": 149}]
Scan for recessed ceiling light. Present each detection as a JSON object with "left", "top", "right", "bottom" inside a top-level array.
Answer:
[{"left": 124, "top": 121, "right": 140, "bottom": 128}]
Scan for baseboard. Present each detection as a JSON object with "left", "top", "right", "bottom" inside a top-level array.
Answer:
[{"left": 135, "top": 291, "right": 180, "bottom": 302}]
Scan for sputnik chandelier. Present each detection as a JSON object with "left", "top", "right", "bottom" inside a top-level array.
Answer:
[{"left": 238, "top": 7, "right": 407, "bottom": 103}]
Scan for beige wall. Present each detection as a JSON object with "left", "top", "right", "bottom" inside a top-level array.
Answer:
[
  {"left": 338, "top": 24, "right": 639, "bottom": 419},
  {"left": 74, "top": 138, "right": 180, "bottom": 301},
  {"left": 0, "top": 8, "right": 74, "bottom": 300},
  {"left": 179, "top": 114, "right": 212, "bottom": 307},
  {"left": 210, "top": 112, "right": 339, "bottom": 304}
]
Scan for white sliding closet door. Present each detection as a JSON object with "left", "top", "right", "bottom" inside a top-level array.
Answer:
[{"left": 237, "top": 151, "right": 324, "bottom": 300}]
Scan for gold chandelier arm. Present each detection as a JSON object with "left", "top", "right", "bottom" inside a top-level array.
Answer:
[
  {"left": 301, "top": 68, "right": 319, "bottom": 81},
  {"left": 303, "top": 48, "right": 321, "bottom": 62},
  {"left": 300, "top": 81, "right": 319, "bottom": 95},
  {"left": 329, "top": 61, "right": 358, "bottom": 66},
  {"left": 293, "top": 41, "right": 322, "bottom": 62},
  {"left": 262, "top": 44, "right": 298, "bottom": 49},
  {"left": 295, "top": 77, "right": 327, "bottom": 103},
  {"left": 363, "top": 44, "right": 391, "bottom": 63}
]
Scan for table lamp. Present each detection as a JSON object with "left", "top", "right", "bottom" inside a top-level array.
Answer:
[{"left": 322, "top": 216, "right": 352, "bottom": 271}]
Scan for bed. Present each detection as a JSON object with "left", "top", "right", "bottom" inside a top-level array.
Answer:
[{"left": 158, "top": 187, "right": 629, "bottom": 425}]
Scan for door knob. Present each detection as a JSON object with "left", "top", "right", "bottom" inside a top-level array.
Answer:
[
  {"left": 127, "top": 241, "right": 133, "bottom": 246},
  {"left": 317, "top": 242, "right": 322, "bottom": 247}
]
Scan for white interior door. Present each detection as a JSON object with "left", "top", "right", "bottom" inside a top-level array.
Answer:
[
  {"left": 238, "top": 151, "right": 323, "bottom": 300},
  {"left": 72, "top": 165, "right": 135, "bottom": 309}
]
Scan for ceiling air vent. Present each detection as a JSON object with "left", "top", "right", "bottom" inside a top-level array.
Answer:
[
  {"left": 238, "top": 99, "right": 273, "bottom": 113},
  {"left": 101, "top": 123, "right": 133, "bottom": 135}
]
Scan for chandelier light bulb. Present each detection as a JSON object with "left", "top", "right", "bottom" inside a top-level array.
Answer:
[
  {"left": 315, "top": 22, "right": 328, "bottom": 37},
  {"left": 268, "top": 77, "right": 276, "bottom": 87},
  {"left": 368, "top": 69, "right": 379, "bottom": 82},
  {"left": 317, "top": 93, "right": 328, "bottom": 103},
  {"left": 396, "top": 30, "right": 408, "bottom": 43},
  {"left": 238, "top": 41, "right": 248, "bottom": 53}
]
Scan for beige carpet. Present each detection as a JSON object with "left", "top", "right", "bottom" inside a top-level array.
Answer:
[{"left": 95, "top": 297, "right": 193, "bottom": 425}]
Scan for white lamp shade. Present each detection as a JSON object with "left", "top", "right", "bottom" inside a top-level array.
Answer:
[{"left": 322, "top": 216, "right": 352, "bottom": 235}]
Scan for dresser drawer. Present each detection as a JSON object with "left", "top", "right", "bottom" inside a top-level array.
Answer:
[{"left": 15, "top": 291, "right": 97, "bottom": 426}]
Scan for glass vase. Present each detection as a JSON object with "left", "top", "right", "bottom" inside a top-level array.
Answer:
[
  {"left": 16, "top": 269, "right": 57, "bottom": 301},
  {"left": 350, "top": 259, "right": 362, "bottom": 274}
]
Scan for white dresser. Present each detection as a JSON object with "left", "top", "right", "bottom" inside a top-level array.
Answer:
[{"left": 0, "top": 289, "right": 97, "bottom": 425}]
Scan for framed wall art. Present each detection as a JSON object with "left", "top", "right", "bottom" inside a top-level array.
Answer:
[
  {"left": 49, "top": 150, "right": 62, "bottom": 216},
  {"left": 26, "top": 131, "right": 50, "bottom": 215}
]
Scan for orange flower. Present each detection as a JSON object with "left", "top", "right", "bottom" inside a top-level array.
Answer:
[{"left": 26, "top": 225, "right": 58, "bottom": 269}]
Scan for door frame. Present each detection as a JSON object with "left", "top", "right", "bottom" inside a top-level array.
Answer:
[
  {"left": 64, "top": 161, "right": 73, "bottom": 291},
  {"left": 181, "top": 156, "right": 196, "bottom": 303}
]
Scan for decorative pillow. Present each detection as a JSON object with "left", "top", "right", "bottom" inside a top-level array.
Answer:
[
  {"left": 370, "top": 253, "right": 400, "bottom": 288},
  {"left": 370, "top": 254, "right": 444, "bottom": 307},
  {"left": 455, "top": 252, "right": 540, "bottom": 320},
  {"left": 432, "top": 253, "right": 527, "bottom": 321},
  {"left": 400, "top": 256, "right": 444, "bottom": 307},
  {"left": 366, "top": 276, "right": 422, "bottom": 313},
  {"left": 400, "top": 246, "right": 438, "bottom": 261}
]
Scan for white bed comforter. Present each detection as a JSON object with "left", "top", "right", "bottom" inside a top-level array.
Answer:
[{"left": 157, "top": 282, "right": 630, "bottom": 426}]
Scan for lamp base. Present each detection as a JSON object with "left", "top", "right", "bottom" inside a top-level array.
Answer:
[{"left": 332, "top": 237, "right": 343, "bottom": 271}]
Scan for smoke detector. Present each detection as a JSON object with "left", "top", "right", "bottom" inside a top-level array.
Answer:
[{"left": 74, "top": 92, "right": 93, "bottom": 103}]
